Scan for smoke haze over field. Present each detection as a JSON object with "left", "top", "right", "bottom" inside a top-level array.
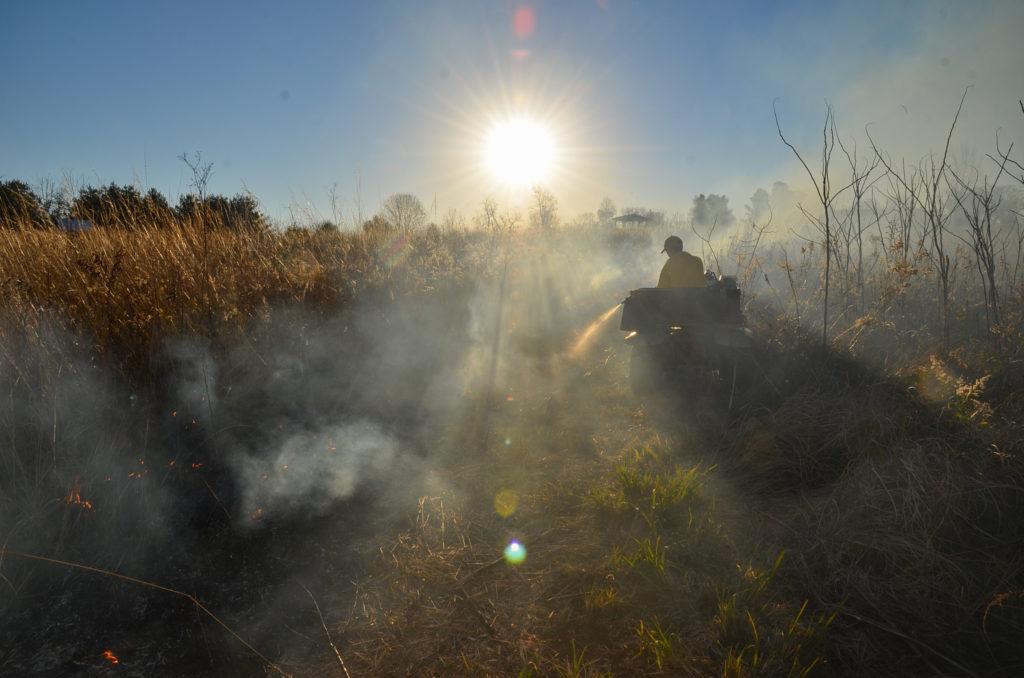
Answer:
[{"left": 0, "top": 224, "right": 667, "bottom": 672}]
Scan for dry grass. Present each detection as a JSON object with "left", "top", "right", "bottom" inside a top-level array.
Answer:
[
  {"left": 334, "top": 359, "right": 834, "bottom": 678},
  {"left": 3, "top": 207, "right": 1024, "bottom": 676},
  {"left": 714, "top": 316, "right": 1024, "bottom": 675},
  {"left": 0, "top": 220, "right": 499, "bottom": 380}
]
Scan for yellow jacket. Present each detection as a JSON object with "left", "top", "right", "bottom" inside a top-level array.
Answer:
[{"left": 657, "top": 251, "right": 705, "bottom": 288}]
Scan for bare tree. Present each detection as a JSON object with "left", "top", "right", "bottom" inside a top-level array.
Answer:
[
  {"left": 476, "top": 197, "right": 522, "bottom": 237},
  {"left": 868, "top": 88, "right": 969, "bottom": 348},
  {"left": 178, "top": 151, "right": 214, "bottom": 200},
  {"left": 381, "top": 193, "right": 427, "bottom": 231},
  {"left": 881, "top": 160, "right": 922, "bottom": 263},
  {"left": 775, "top": 101, "right": 854, "bottom": 345},
  {"left": 836, "top": 136, "right": 882, "bottom": 312},
  {"left": 530, "top": 187, "right": 558, "bottom": 231},
  {"left": 690, "top": 216, "right": 722, "bottom": 275},
  {"left": 597, "top": 197, "right": 617, "bottom": 225},
  {"left": 990, "top": 101, "right": 1024, "bottom": 290},
  {"left": 948, "top": 142, "right": 1013, "bottom": 331},
  {"left": 732, "top": 207, "right": 773, "bottom": 289},
  {"left": 441, "top": 207, "right": 465, "bottom": 232}
]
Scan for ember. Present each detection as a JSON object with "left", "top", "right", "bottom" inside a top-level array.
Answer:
[
  {"left": 101, "top": 649, "right": 119, "bottom": 664},
  {"left": 65, "top": 478, "right": 94, "bottom": 510},
  {"left": 191, "top": 462, "right": 204, "bottom": 469}
]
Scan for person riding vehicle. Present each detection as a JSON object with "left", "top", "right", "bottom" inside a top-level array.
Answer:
[{"left": 657, "top": 235, "right": 705, "bottom": 288}]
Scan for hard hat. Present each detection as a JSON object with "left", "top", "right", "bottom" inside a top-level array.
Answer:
[{"left": 661, "top": 235, "right": 683, "bottom": 253}]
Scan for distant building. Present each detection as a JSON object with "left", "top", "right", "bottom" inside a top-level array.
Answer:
[
  {"left": 57, "top": 218, "right": 93, "bottom": 232},
  {"left": 612, "top": 212, "right": 654, "bottom": 227}
]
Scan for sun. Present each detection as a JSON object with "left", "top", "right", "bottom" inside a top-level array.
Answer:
[{"left": 483, "top": 117, "right": 556, "bottom": 188}]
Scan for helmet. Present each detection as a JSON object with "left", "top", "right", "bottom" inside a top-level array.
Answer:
[{"left": 661, "top": 235, "right": 683, "bottom": 253}]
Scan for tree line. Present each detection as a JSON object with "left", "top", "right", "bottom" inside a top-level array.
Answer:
[{"left": 0, "top": 179, "right": 267, "bottom": 231}]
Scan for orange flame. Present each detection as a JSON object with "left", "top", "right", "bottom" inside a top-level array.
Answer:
[
  {"left": 65, "top": 478, "right": 94, "bottom": 510},
  {"left": 102, "top": 650, "right": 119, "bottom": 664}
]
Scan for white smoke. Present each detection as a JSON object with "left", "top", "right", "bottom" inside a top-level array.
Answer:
[{"left": 231, "top": 421, "right": 402, "bottom": 521}]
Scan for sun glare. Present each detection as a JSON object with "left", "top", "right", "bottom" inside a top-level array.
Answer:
[{"left": 484, "top": 117, "right": 556, "bottom": 188}]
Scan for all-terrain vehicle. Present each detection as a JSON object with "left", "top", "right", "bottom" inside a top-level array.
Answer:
[{"left": 620, "top": 276, "right": 753, "bottom": 399}]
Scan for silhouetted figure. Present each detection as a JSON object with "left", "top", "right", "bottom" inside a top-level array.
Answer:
[{"left": 656, "top": 235, "right": 704, "bottom": 288}]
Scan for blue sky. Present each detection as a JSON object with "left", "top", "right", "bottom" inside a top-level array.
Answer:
[{"left": 3, "top": 0, "right": 1022, "bottom": 222}]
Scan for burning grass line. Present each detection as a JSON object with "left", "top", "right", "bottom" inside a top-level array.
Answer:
[
  {"left": 2, "top": 549, "right": 291, "bottom": 677},
  {"left": 301, "top": 584, "right": 353, "bottom": 678}
]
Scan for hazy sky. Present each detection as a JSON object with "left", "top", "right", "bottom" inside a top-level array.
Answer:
[{"left": 3, "top": 0, "right": 1022, "bottom": 222}]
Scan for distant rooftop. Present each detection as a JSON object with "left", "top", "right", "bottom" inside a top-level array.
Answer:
[{"left": 612, "top": 213, "right": 654, "bottom": 224}]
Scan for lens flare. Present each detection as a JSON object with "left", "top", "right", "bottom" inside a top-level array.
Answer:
[
  {"left": 381, "top": 231, "right": 413, "bottom": 269},
  {"left": 503, "top": 540, "right": 527, "bottom": 565},
  {"left": 494, "top": 489, "right": 519, "bottom": 517},
  {"left": 513, "top": 6, "right": 536, "bottom": 39}
]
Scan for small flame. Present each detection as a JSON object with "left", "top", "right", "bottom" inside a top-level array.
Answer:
[
  {"left": 191, "top": 462, "right": 204, "bottom": 470},
  {"left": 102, "top": 650, "right": 119, "bottom": 664},
  {"left": 65, "top": 478, "right": 94, "bottom": 510}
]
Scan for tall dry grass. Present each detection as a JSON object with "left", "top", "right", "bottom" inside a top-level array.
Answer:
[{"left": 0, "top": 217, "right": 499, "bottom": 379}]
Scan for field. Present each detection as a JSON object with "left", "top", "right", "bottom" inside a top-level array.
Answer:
[{"left": 2, "top": 185, "right": 1024, "bottom": 677}]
